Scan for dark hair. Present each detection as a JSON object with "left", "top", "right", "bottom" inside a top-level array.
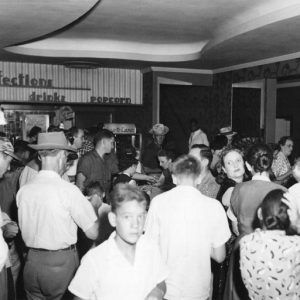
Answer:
[
  {"left": 84, "top": 181, "right": 104, "bottom": 197},
  {"left": 172, "top": 154, "right": 201, "bottom": 179},
  {"left": 28, "top": 126, "right": 42, "bottom": 138},
  {"left": 191, "top": 144, "right": 213, "bottom": 166},
  {"left": 94, "top": 129, "right": 114, "bottom": 146},
  {"left": 278, "top": 136, "right": 293, "bottom": 147},
  {"left": 14, "top": 140, "right": 30, "bottom": 153},
  {"left": 259, "top": 189, "right": 291, "bottom": 233},
  {"left": 245, "top": 143, "right": 273, "bottom": 173},
  {"left": 118, "top": 157, "right": 138, "bottom": 172},
  {"left": 210, "top": 135, "right": 228, "bottom": 150},
  {"left": 110, "top": 183, "right": 147, "bottom": 212},
  {"left": 47, "top": 125, "right": 63, "bottom": 133},
  {"left": 157, "top": 149, "right": 175, "bottom": 161}
]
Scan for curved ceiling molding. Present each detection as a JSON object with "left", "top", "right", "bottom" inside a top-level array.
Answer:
[
  {"left": 6, "top": 40, "right": 207, "bottom": 62},
  {"left": 203, "top": 2, "right": 300, "bottom": 53},
  {"left": 0, "top": 0, "right": 99, "bottom": 48}
]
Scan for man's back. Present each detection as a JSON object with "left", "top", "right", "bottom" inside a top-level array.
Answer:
[
  {"left": 145, "top": 185, "right": 231, "bottom": 300},
  {"left": 17, "top": 170, "right": 97, "bottom": 250}
]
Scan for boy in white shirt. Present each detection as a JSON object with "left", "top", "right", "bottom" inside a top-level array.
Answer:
[{"left": 69, "top": 183, "right": 168, "bottom": 300}]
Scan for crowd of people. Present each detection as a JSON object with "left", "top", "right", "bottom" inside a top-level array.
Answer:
[{"left": 0, "top": 120, "right": 300, "bottom": 300}]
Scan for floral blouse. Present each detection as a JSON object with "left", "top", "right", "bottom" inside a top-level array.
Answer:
[
  {"left": 272, "top": 151, "right": 291, "bottom": 178},
  {"left": 240, "top": 229, "right": 300, "bottom": 300}
]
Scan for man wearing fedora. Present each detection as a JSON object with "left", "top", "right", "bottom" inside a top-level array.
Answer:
[
  {"left": 219, "top": 126, "right": 237, "bottom": 145},
  {"left": 141, "top": 123, "right": 170, "bottom": 174},
  {"left": 16, "top": 131, "right": 99, "bottom": 300}
]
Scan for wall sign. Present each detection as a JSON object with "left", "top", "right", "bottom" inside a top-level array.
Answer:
[{"left": 0, "top": 62, "right": 142, "bottom": 105}]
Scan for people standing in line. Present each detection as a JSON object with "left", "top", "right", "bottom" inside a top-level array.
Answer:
[
  {"left": 141, "top": 123, "right": 169, "bottom": 174},
  {"left": 76, "top": 129, "right": 117, "bottom": 197},
  {"left": 17, "top": 132, "right": 99, "bottom": 300},
  {"left": 188, "top": 118, "right": 209, "bottom": 150},
  {"left": 271, "top": 136, "right": 294, "bottom": 186},
  {"left": 189, "top": 144, "right": 220, "bottom": 199},
  {"left": 145, "top": 155, "right": 231, "bottom": 300},
  {"left": 69, "top": 184, "right": 168, "bottom": 300}
]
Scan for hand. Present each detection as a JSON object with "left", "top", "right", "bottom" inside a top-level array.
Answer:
[
  {"left": 2, "top": 221, "right": 19, "bottom": 239},
  {"left": 146, "top": 176, "right": 157, "bottom": 184},
  {"left": 282, "top": 192, "right": 300, "bottom": 233}
]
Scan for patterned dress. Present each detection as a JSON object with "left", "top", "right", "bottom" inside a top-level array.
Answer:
[{"left": 240, "top": 229, "right": 300, "bottom": 300}]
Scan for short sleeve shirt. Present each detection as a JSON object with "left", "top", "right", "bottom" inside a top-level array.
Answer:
[
  {"left": 17, "top": 170, "right": 97, "bottom": 250},
  {"left": 145, "top": 185, "right": 231, "bottom": 300},
  {"left": 240, "top": 229, "right": 300, "bottom": 300},
  {"left": 77, "top": 150, "right": 113, "bottom": 193},
  {"left": 68, "top": 232, "right": 168, "bottom": 300}
]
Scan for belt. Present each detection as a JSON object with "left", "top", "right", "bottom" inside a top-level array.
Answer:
[{"left": 28, "top": 244, "right": 77, "bottom": 252}]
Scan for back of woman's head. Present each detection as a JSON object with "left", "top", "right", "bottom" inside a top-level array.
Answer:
[
  {"left": 259, "top": 189, "right": 290, "bottom": 232},
  {"left": 246, "top": 143, "right": 273, "bottom": 173}
]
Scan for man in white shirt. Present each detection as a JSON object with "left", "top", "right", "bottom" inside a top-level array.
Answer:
[
  {"left": 145, "top": 155, "right": 231, "bottom": 300},
  {"left": 17, "top": 132, "right": 99, "bottom": 300},
  {"left": 188, "top": 118, "right": 209, "bottom": 150}
]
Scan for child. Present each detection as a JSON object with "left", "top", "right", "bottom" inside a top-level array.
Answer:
[
  {"left": 77, "top": 182, "right": 112, "bottom": 257},
  {"left": 85, "top": 182, "right": 115, "bottom": 245},
  {"left": 69, "top": 184, "right": 168, "bottom": 300}
]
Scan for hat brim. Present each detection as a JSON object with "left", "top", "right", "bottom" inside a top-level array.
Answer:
[
  {"left": 4, "top": 151, "right": 21, "bottom": 162},
  {"left": 149, "top": 129, "right": 169, "bottom": 135},
  {"left": 220, "top": 131, "right": 237, "bottom": 136},
  {"left": 29, "top": 144, "right": 77, "bottom": 152}
]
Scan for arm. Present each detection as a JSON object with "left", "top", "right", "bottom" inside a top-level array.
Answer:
[
  {"left": 76, "top": 172, "right": 86, "bottom": 192},
  {"left": 153, "top": 173, "right": 165, "bottom": 187},
  {"left": 211, "top": 244, "right": 226, "bottom": 263},
  {"left": 275, "top": 169, "right": 293, "bottom": 183},
  {"left": 146, "top": 281, "right": 166, "bottom": 300},
  {"left": 132, "top": 173, "right": 157, "bottom": 184},
  {"left": 84, "top": 220, "right": 99, "bottom": 240}
]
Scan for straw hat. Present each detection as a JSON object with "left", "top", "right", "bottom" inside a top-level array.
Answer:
[
  {"left": 219, "top": 126, "right": 237, "bottom": 136},
  {"left": 29, "top": 132, "right": 76, "bottom": 152},
  {"left": 149, "top": 123, "right": 169, "bottom": 135}
]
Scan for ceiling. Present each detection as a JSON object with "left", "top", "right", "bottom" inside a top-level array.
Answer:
[{"left": 2, "top": 0, "right": 300, "bottom": 71}]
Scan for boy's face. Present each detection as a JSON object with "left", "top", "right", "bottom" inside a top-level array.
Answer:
[{"left": 109, "top": 200, "right": 147, "bottom": 246}]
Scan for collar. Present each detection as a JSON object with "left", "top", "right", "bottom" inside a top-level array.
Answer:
[
  {"left": 37, "top": 170, "right": 62, "bottom": 180},
  {"left": 252, "top": 173, "right": 270, "bottom": 182}
]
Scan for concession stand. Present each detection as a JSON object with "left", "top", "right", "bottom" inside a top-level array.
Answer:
[{"left": 0, "top": 61, "right": 143, "bottom": 141}]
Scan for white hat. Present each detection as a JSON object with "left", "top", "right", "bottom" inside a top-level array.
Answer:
[
  {"left": 219, "top": 126, "right": 237, "bottom": 136},
  {"left": 149, "top": 124, "right": 169, "bottom": 135}
]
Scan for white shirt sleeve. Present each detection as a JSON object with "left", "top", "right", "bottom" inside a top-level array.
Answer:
[
  {"left": 144, "top": 198, "right": 161, "bottom": 245},
  {"left": 68, "top": 253, "right": 97, "bottom": 299},
  {"left": 69, "top": 187, "right": 98, "bottom": 232}
]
